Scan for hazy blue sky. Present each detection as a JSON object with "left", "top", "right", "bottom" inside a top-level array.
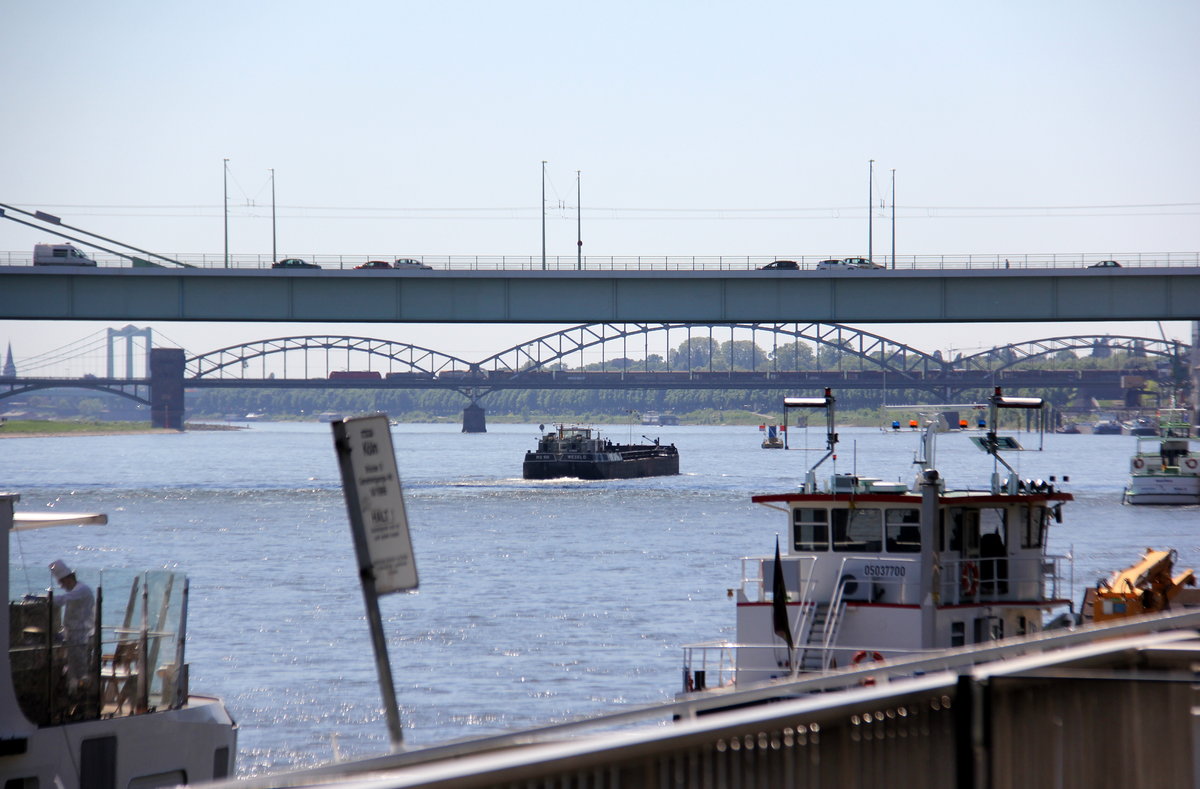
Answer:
[{"left": 2, "top": 1, "right": 1196, "bottom": 363}]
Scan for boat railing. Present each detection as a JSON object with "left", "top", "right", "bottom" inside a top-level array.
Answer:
[
  {"left": 939, "top": 554, "right": 1071, "bottom": 606},
  {"left": 740, "top": 554, "right": 819, "bottom": 604},
  {"left": 680, "top": 642, "right": 737, "bottom": 691},
  {"left": 681, "top": 641, "right": 939, "bottom": 690}
]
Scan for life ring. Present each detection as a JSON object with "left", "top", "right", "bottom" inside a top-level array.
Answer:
[
  {"left": 851, "top": 650, "right": 883, "bottom": 686},
  {"left": 1132, "top": 458, "right": 1145, "bottom": 470},
  {"left": 1185, "top": 458, "right": 1198, "bottom": 471},
  {"left": 960, "top": 562, "right": 980, "bottom": 596}
]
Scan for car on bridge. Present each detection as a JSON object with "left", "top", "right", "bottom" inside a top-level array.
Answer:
[
  {"left": 272, "top": 258, "right": 321, "bottom": 269},
  {"left": 393, "top": 258, "right": 433, "bottom": 270},
  {"left": 355, "top": 260, "right": 394, "bottom": 270},
  {"left": 758, "top": 260, "right": 799, "bottom": 270},
  {"left": 1090, "top": 260, "right": 1122, "bottom": 268},
  {"left": 816, "top": 257, "right": 885, "bottom": 270}
]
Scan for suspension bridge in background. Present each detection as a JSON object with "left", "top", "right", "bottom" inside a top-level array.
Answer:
[{"left": 1, "top": 324, "right": 1191, "bottom": 431}]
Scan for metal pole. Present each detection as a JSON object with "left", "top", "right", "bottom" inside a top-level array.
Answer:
[
  {"left": 541, "top": 160, "right": 547, "bottom": 270},
  {"left": 223, "top": 159, "right": 230, "bottom": 269},
  {"left": 331, "top": 422, "right": 405, "bottom": 747},
  {"left": 576, "top": 170, "right": 582, "bottom": 270},
  {"left": 270, "top": 168, "right": 277, "bottom": 264},
  {"left": 868, "top": 159, "right": 874, "bottom": 264},
  {"left": 890, "top": 168, "right": 896, "bottom": 270}
]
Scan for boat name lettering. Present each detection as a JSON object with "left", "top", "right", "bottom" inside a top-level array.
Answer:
[{"left": 863, "top": 564, "right": 906, "bottom": 578}]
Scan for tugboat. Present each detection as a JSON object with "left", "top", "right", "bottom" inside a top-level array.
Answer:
[
  {"left": 682, "top": 387, "right": 1073, "bottom": 691},
  {"left": 1124, "top": 410, "right": 1200, "bottom": 505},
  {"left": 522, "top": 425, "right": 679, "bottom": 480},
  {"left": 2, "top": 494, "right": 237, "bottom": 787}
]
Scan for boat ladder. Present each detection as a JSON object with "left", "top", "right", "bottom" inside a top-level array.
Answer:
[{"left": 799, "top": 600, "right": 845, "bottom": 672}]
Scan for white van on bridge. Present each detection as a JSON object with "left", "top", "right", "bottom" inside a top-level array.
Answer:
[{"left": 33, "top": 242, "right": 95, "bottom": 266}]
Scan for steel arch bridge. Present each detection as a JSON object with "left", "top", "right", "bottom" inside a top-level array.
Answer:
[
  {"left": 474, "top": 322, "right": 944, "bottom": 377},
  {"left": 0, "top": 380, "right": 150, "bottom": 406},
  {"left": 187, "top": 336, "right": 475, "bottom": 379},
  {"left": 956, "top": 335, "right": 1189, "bottom": 372}
]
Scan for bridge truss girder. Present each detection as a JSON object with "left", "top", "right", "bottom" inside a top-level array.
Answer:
[
  {"left": 187, "top": 336, "right": 475, "bottom": 379},
  {"left": 473, "top": 322, "right": 946, "bottom": 381}
]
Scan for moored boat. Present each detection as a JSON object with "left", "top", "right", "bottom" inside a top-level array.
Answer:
[
  {"left": 2, "top": 495, "right": 237, "bottom": 788},
  {"left": 682, "top": 387, "right": 1073, "bottom": 691},
  {"left": 1124, "top": 411, "right": 1200, "bottom": 505},
  {"left": 522, "top": 425, "right": 679, "bottom": 480}
]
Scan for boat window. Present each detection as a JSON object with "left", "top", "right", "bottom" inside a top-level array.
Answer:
[
  {"left": 793, "top": 508, "right": 828, "bottom": 551},
  {"left": 884, "top": 509, "right": 921, "bottom": 553},
  {"left": 1019, "top": 506, "right": 1046, "bottom": 548},
  {"left": 945, "top": 508, "right": 977, "bottom": 553},
  {"left": 831, "top": 509, "right": 882, "bottom": 552}
]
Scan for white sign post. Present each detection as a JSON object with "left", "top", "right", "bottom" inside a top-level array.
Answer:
[{"left": 332, "top": 414, "right": 418, "bottom": 748}]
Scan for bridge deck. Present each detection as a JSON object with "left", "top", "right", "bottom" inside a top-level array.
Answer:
[{"left": 3, "top": 266, "right": 1199, "bottom": 323}]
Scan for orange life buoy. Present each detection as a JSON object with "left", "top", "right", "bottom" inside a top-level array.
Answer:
[
  {"left": 960, "top": 561, "right": 980, "bottom": 596},
  {"left": 1132, "top": 457, "right": 1145, "bottom": 470},
  {"left": 851, "top": 650, "right": 883, "bottom": 686},
  {"left": 1185, "top": 458, "right": 1198, "bottom": 471}
]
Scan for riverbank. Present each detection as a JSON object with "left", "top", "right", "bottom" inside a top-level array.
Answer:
[{"left": 0, "top": 420, "right": 244, "bottom": 438}]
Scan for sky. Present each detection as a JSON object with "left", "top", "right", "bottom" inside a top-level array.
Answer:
[{"left": 1, "top": 1, "right": 1197, "bottom": 366}]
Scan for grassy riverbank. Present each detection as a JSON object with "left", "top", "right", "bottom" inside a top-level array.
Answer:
[{"left": 0, "top": 420, "right": 242, "bottom": 437}]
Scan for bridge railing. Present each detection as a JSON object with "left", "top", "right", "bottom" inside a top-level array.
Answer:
[{"left": 2, "top": 251, "right": 1198, "bottom": 270}]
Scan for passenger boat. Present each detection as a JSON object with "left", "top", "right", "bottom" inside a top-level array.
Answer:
[
  {"left": 1124, "top": 411, "right": 1200, "bottom": 505},
  {"left": 522, "top": 425, "right": 679, "bottom": 480},
  {"left": 2, "top": 494, "right": 237, "bottom": 788},
  {"left": 682, "top": 388, "right": 1073, "bottom": 691}
]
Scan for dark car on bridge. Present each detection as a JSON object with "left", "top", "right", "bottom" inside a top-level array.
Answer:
[
  {"left": 758, "top": 260, "right": 799, "bottom": 270},
  {"left": 355, "top": 260, "right": 394, "bottom": 269},
  {"left": 1090, "top": 260, "right": 1122, "bottom": 268},
  {"left": 272, "top": 258, "right": 321, "bottom": 269}
]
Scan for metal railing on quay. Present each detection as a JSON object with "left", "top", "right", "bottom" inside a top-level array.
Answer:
[{"left": 216, "top": 612, "right": 1200, "bottom": 789}]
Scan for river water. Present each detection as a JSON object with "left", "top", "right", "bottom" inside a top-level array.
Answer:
[{"left": 3, "top": 421, "right": 1197, "bottom": 774}]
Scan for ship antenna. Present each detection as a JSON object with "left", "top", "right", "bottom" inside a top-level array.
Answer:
[
  {"left": 784, "top": 388, "right": 837, "bottom": 493},
  {"left": 977, "top": 387, "right": 1044, "bottom": 493}
]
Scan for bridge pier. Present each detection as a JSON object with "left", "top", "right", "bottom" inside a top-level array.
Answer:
[
  {"left": 150, "top": 348, "right": 186, "bottom": 430},
  {"left": 462, "top": 402, "right": 486, "bottom": 433}
]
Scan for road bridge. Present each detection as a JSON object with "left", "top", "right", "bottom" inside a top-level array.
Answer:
[{"left": 3, "top": 265, "right": 1199, "bottom": 323}]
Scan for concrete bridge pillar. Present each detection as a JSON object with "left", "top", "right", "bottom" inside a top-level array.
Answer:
[
  {"left": 462, "top": 402, "right": 486, "bottom": 433},
  {"left": 150, "top": 348, "right": 186, "bottom": 430}
]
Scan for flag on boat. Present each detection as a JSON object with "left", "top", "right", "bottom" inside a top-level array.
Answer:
[{"left": 772, "top": 536, "right": 793, "bottom": 652}]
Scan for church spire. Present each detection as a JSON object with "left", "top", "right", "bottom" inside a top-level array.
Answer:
[{"left": 3, "top": 342, "right": 15, "bottom": 377}]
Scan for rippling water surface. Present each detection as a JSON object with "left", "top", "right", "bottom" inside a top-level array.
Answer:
[{"left": 3, "top": 421, "right": 1197, "bottom": 773}]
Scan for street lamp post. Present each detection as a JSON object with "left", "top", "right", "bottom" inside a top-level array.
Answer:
[
  {"left": 541, "top": 161, "right": 547, "bottom": 270},
  {"left": 270, "top": 168, "right": 277, "bottom": 264},
  {"left": 223, "top": 158, "right": 230, "bottom": 269},
  {"left": 576, "top": 170, "right": 582, "bottom": 271},
  {"left": 868, "top": 159, "right": 874, "bottom": 265}
]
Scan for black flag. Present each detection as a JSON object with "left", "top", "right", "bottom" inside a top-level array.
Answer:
[{"left": 772, "top": 536, "right": 794, "bottom": 653}]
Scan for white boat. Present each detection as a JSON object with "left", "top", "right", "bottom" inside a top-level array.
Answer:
[
  {"left": 1124, "top": 411, "right": 1200, "bottom": 505},
  {"left": 682, "top": 387, "right": 1073, "bottom": 691},
  {"left": 2, "top": 495, "right": 237, "bottom": 788}
]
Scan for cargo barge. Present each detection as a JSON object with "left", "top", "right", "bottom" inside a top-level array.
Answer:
[{"left": 522, "top": 425, "right": 679, "bottom": 480}]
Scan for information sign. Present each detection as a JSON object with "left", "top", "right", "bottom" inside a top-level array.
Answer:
[{"left": 334, "top": 414, "right": 418, "bottom": 594}]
